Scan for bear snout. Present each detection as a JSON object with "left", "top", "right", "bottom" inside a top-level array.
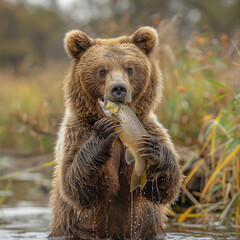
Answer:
[
  {"left": 110, "top": 83, "right": 127, "bottom": 100},
  {"left": 104, "top": 72, "right": 132, "bottom": 103}
]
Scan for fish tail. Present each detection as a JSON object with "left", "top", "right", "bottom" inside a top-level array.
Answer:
[{"left": 130, "top": 168, "right": 147, "bottom": 192}]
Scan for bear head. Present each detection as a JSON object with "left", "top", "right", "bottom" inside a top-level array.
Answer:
[{"left": 64, "top": 27, "right": 163, "bottom": 123}]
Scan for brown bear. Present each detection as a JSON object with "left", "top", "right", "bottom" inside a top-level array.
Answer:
[{"left": 49, "top": 26, "right": 182, "bottom": 239}]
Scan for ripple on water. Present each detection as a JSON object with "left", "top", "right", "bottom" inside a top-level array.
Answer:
[
  {"left": 165, "top": 223, "right": 240, "bottom": 240},
  {"left": 0, "top": 174, "right": 239, "bottom": 240},
  {"left": 0, "top": 206, "right": 240, "bottom": 240}
]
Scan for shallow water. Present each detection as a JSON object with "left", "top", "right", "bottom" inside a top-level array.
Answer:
[{"left": 0, "top": 172, "right": 239, "bottom": 240}]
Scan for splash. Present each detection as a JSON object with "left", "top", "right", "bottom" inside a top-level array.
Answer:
[
  {"left": 130, "top": 191, "right": 134, "bottom": 239},
  {"left": 140, "top": 188, "right": 142, "bottom": 199},
  {"left": 151, "top": 180, "right": 154, "bottom": 202},
  {"left": 105, "top": 216, "right": 109, "bottom": 238},
  {"left": 92, "top": 207, "right": 96, "bottom": 238},
  {"left": 152, "top": 180, "right": 156, "bottom": 231}
]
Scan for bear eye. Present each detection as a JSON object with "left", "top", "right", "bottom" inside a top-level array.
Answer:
[
  {"left": 127, "top": 67, "right": 133, "bottom": 76},
  {"left": 99, "top": 69, "right": 107, "bottom": 78}
]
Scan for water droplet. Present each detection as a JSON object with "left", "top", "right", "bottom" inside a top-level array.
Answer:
[
  {"left": 140, "top": 189, "right": 142, "bottom": 199},
  {"left": 130, "top": 191, "right": 134, "bottom": 239},
  {"left": 105, "top": 217, "right": 109, "bottom": 238}
]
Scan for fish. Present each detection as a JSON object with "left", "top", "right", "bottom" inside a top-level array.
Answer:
[{"left": 98, "top": 98, "right": 148, "bottom": 191}]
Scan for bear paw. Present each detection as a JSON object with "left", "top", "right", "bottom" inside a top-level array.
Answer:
[
  {"left": 93, "top": 117, "right": 121, "bottom": 150},
  {"left": 136, "top": 135, "right": 174, "bottom": 168}
]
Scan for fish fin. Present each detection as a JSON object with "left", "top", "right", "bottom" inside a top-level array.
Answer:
[
  {"left": 130, "top": 168, "right": 147, "bottom": 192},
  {"left": 146, "top": 160, "right": 151, "bottom": 168},
  {"left": 112, "top": 114, "right": 121, "bottom": 122},
  {"left": 140, "top": 169, "right": 147, "bottom": 188},
  {"left": 125, "top": 148, "right": 135, "bottom": 165}
]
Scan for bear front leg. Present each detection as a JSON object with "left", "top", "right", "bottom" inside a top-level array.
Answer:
[
  {"left": 63, "top": 118, "right": 120, "bottom": 208},
  {"left": 137, "top": 135, "right": 181, "bottom": 204}
]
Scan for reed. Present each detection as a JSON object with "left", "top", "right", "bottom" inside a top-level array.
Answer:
[
  {"left": 0, "top": 61, "right": 65, "bottom": 153},
  {"left": 158, "top": 30, "right": 240, "bottom": 226}
]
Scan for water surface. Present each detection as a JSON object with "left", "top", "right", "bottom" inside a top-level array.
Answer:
[{"left": 0, "top": 172, "right": 239, "bottom": 240}]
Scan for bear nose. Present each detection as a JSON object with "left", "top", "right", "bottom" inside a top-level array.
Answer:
[{"left": 110, "top": 83, "right": 127, "bottom": 100}]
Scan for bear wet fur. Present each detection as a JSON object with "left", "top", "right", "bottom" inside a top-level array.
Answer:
[{"left": 49, "top": 27, "right": 182, "bottom": 239}]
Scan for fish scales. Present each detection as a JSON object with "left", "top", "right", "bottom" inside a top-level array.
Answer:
[
  {"left": 118, "top": 106, "right": 147, "bottom": 145},
  {"left": 98, "top": 99, "right": 149, "bottom": 191}
]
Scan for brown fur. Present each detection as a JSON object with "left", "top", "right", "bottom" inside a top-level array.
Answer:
[{"left": 49, "top": 26, "right": 182, "bottom": 239}]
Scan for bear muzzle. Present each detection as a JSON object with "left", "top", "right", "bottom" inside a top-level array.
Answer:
[
  {"left": 110, "top": 83, "right": 127, "bottom": 100},
  {"left": 104, "top": 72, "right": 132, "bottom": 104}
]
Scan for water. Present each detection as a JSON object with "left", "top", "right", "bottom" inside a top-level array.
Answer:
[
  {"left": 130, "top": 191, "right": 134, "bottom": 239},
  {"left": 0, "top": 172, "right": 239, "bottom": 239},
  {"left": 0, "top": 172, "right": 50, "bottom": 240},
  {"left": 166, "top": 223, "right": 240, "bottom": 240}
]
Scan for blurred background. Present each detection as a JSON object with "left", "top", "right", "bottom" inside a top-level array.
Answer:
[
  {"left": 0, "top": 0, "right": 240, "bottom": 231},
  {"left": 0, "top": 0, "right": 240, "bottom": 152}
]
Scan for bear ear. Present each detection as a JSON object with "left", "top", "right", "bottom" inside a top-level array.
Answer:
[
  {"left": 64, "top": 30, "right": 93, "bottom": 59},
  {"left": 131, "top": 27, "right": 158, "bottom": 55}
]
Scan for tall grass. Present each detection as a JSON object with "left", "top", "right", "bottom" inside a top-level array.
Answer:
[
  {"left": 180, "top": 91, "right": 240, "bottom": 226},
  {"left": 0, "top": 61, "right": 65, "bottom": 153},
  {"left": 158, "top": 30, "right": 240, "bottom": 226}
]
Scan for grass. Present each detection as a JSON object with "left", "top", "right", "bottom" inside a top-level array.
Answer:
[
  {"left": 179, "top": 93, "right": 240, "bottom": 226},
  {"left": 0, "top": 61, "right": 65, "bottom": 153},
  {"left": 0, "top": 160, "right": 55, "bottom": 181},
  {"left": 157, "top": 30, "right": 240, "bottom": 226},
  {"left": 0, "top": 29, "right": 239, "bottom": 227}
]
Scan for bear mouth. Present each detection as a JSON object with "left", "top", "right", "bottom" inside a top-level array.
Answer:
[{"left": 102, "top": 96, "right": 129, "bottom": 107}]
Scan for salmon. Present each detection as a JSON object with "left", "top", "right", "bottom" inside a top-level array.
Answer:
[{"left": 98, "top": 99, "right": 148, "bottom": 191}]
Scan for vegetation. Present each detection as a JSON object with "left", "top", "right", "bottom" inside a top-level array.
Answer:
[
  {"left": 0, "top": 0, "right": 69, "bottom": 71},
  {"left": 160, "top": 31, "right": 240, "bottom": 226},
  {"left": 0, "top": 62, "right": 64, "bottom": 153}
]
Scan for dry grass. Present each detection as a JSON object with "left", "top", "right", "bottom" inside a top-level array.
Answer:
[
  {"left": 156, "top": 30, "right": 240, "bottom": 226},
  {"left": 0, "top": 61, "right": 65, "bottom": 153}
]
